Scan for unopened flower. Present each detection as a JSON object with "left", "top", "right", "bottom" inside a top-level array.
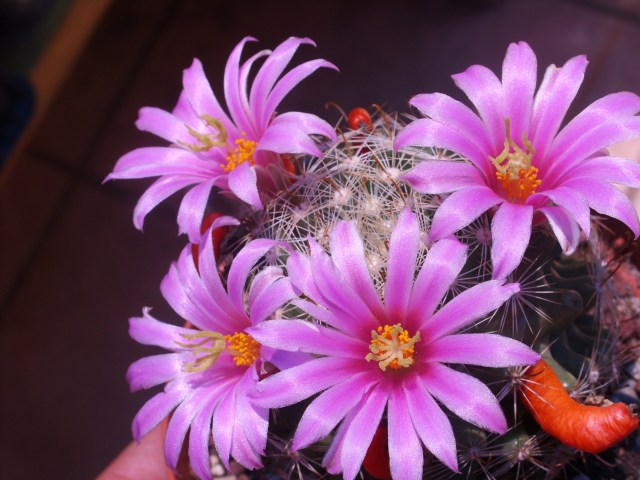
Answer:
[
  {"left": 126, "top": 230, "right": 307, "bottom": 478},
  {"left": 250, "top": 209, "right": 539, "bottom": 480},
  {"left": 395, "top": 41, "right": 640, "bottom": 279},
  {"left": 107, "top": 37, "right": 337, "bottom": 242}
]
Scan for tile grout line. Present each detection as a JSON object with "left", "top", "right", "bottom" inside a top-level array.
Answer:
[{"left": 0, "top": 0, "right": 181, "bottom": 321}]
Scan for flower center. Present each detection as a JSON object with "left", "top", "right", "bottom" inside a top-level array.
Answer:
[
  {"left": 365, "top": 323, "right": 420, "bottom": 371},
  {"left": 224, "top": 332, "right": 261, "bottom": 366},
  {"left": 176, "top": 330, "right": 260, "bottom": 371},
  {"left": 179, "top": 114, "right": 228, "bottom": 152},
  {"left": 489, "top": 118, "right": 541, "bottom": 202},
  {"left": 223, "top": 133, "right": 257, "bottom": 172}
]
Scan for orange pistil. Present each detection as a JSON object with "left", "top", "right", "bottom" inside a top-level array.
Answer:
[
  {"left": 490, "top": 118, "right": 541, "bottom": 202},
  {"left": 366, "top": 323, "right": 420, "bottom": 371},
  {"left": 223, "top": 134, "right": 257, "bottom": 172}
]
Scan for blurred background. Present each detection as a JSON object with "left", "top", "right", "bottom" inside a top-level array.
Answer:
[{"left": 2, "top": 0, "right": 640, "bottom": 478}]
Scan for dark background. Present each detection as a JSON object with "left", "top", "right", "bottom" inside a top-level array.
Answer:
[{"left": 2, "top": 0, "right": 640, "bottom": 478}]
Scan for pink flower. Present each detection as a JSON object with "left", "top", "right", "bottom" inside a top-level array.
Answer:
[
  {"left": 249, "top": 209, "right": 539, "bottom": 480},
  {"left": 126, "top": 228, "right": 307, "bottom": 477},
  {"left": 107, "top": 37, "right": 337, "bottom": 242},
  {"left": 395, "top": 41, "right": 640, "bottom": 279}
]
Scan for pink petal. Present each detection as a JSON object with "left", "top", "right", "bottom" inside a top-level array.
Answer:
[
  {"left": 127, "top": 353, "right": 185, "bottom": 392},
  {"left": 424, "top": 280, "right": 519, "bottom": 339},
  {"left": 248, "top": 266, "right": 285, "bottom": 307},
  {"left": 490, "top": 202, "right": 533, "bottom": 279},
  {"left": 563, "top": 177, "right": 640, "bottom": 236},
  {"left": 502, "top": 42, "right": 537, "bottom": 143},
  {"left": 408, "top": 237, "right": 468, "bottom": 332},
  {"left": 132, "top": 176, "right": 198, "bottom": 231},
  {"left": 322, "top": 409, "right": 355, "bottom": 474},
  {"left": 129, "top": 309, "right": 193, "bottom": 350},
  {"left": 409, "top": 92, "right": 492, "bottom": 153},
  {"left": 452, "top": 64, "right": 505, "bottom": 153},
  {"left": 385, "top": 209, "right": 420, "bottom": 320},
  {"left": 135, "top": 107, "right": 194, "bottom": 145},
  {"left": 212, "top": 386, "right": 236, "bottom": 469},
  {"left": 188, "top": 396, "right": 217, "bottom": 480},
  {"left": 341, "top": 384, "right": 391, "bottom": 480},
  {"left": 530, "top": 55, "right": 587, "bottom": 164},
  {"left": 253, "top": 357, "right": 363, "bottom": 408},
  {"left": 539, "top": 205, "right": 581, "bottom": 254},
  {"left": 530, "top": 186, "right": 590, "bottom": 237},
  {"left": 249, "top": 320, "right": 368, "bottom": 358},
  {"left": 258, "top": 111, "right": 334, "bottom": 157},
  {"left": 427, "top": 333, "right": 539, "bottom": 366},
  {"left": 228, "top": 161, "right": 262, "bottom": 209},
  {"left": 132, "top": 389, "right": 185, "bottom": 441},
  {"left": 235, "top": 370, "right": 269, "bottom": 457},
  {"left": 182, "top": 58, "right": 233, "bottom": 133},
  {"left": 401, "top": 159, "right": 485, "bottom": 194},
  {"left": 177, "top": 179, "right": 215, "bottom": 242},
  {"left": 292, "top": 372, "right": 372, "bottom": 450},
  {"left": 423, "top": 363, "right": 507, "bottom": 434},
  {"left": 388, "top": 387, "right": 424, "bottom": 480},
  {"left": 404, "top": 375, "right": 458, "bottom": 472},
  {"left": 394, "top": 118, "right": 491, "bottom": 177},
  {"left": 429, "top": 186, "right": 503, "bottom": 241},
  {"left": 329, "top": 221, "right": 386, "bottom": 322},
  {"left": 248, "top": 277, "right": 296, "bottom": 325},
  {"left": 223, "top": 37, "right": 255, "bottom": 132},
  {"left": 577, "top": 155, "right": 640, "bottom": 188}
]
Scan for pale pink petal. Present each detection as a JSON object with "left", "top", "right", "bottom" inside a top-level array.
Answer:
[
  {"left": 539, "top": 205, "right": 581, "bottom": 254},
  {"left": 452, "top": 64, "right": 505, "bottom": 152},
  {"left": 253, "top": 357, "right": 363, "bottom": 408},
  {"left": 248, "top": 266, "right": 285, "bottom": 307},
  {"left": 384, "top": 209, "right": 420, "bottom": 320},
  {"left": 292, "top": 372, "right": 372, "bottom": 450},
  {"left": 409, "top": 92, "right": 492, "bottom": 152},
  {"left": 502, "top": 42, "right": 537, "bottom": 142},
  {"left": 250, "top": 37, "right": 313, "bottom": 128},
  {"left": 135, "top": 107, "right": 195, "bottom": 145},
  {"left": 127, "top": 354, "right": 185, "bottom": 392},
  {"left": 429, "top": 186, "right": 503, "bottom": 241},
  {"left": 248, "top": 320, "right": 368, "bottom": 358},
  {"left": 182, "top": 58, "right": 233, "bottom": 132},
  {"left": 132, "top": 176, "right": 198, "bottom": 231},
  {"left": 401, "top": 159, "right": 485, "bottom": 194},
  {"left": 226, "top": 238, "right": 284, "bottom": 313},
  {"left": 258, "top": 112, "right": 334, "bottom": 157},
  {"left": 212, "top": 387, "right": 236, "bottom": 470},
  {"left": 530, "top": 186, "right": 590, "bottom": 237},
  {"left": 563, "top": 177, "right": 640, "bottom": 236},
  {"left": 177, "top": 179, "right": 215, "bottom": 242},
  {"left": 132, "top": 389, "right": 185, "bottom": 441},
  {"left": 341, "top": 384, "right": 391, "bottom": 480},
  {"left": 329, "top": 221, "right": 386, "bottom": 322},
  {"left": 188, "top": 396, "right": 217, "bottom": 480},
  {"left": 490, "top": 202, "right": 533, "bottom": 279},
  {"left": 238, "top": 49, "right": 271, "bottom": 138},
  {"left": 223, "top": 37, "right": 255, "bottom": 131},
  {"left": 530, "top": 55, "right": 587, "bottom": 163},
  {"left": 322, "top": 409, "right": 355, "bottom": 474},
  {"left": 388, "top": 387, "right": 424, "bottom": 480},
  {"left": 424, "top": 280, "right": 519, "bottom": 339},
  {"left": 235, "top": 370, "right": 268, "bottom": 457},
  {"left": 405, "top": 375, "right": 458, "bottom": 472},
  {"left": 576, "top": 155, "right": 640, "bottom": 188},
  {"left": 408, "top": 237, "right": 468, "bottom": 332},
  {"left": 248, "top": 277, "right": 296, "bottom": 325},
  {"left": 427, "top": 333, "right": 539, "bottom": 366},
  {"left": 129, "top": 309, "right": 193, "bottom": 350},
  {"left": 394, "top": 118, "right": 491, "bottom": 176},
  {"left": 228, "top": 161, "right": 262, "bottom": 209},
  {"left": 424, "top": 363, "right": 507, "bottom": 434}
]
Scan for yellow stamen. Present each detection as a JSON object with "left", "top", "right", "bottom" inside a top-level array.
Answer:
[
  {"left": 223, "top": 133, "right": 257, "bottom": 172},
  {"left": 179, "top": 114, "right": 228, "bottom": 152},
  {"left": 489, "top": 118, "right": 541, "bottom": 202},
  {"left": 365, "top": 323, "right": 420, "bottom": 371},
  {"left": 176, "top": 331, "right": 226, "bottom": 372},
  {"left": 176, "top": 330, "right": 260, "bottom": 371},
  {"left": 224, "top": 332, "right": 261, "bottom": 367}
]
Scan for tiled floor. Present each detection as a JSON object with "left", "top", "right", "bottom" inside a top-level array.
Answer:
[{"left": 3, "top": 0, "right": 640, "bottom": 478}]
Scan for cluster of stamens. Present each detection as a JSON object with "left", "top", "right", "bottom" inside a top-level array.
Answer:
[
  {"left": 179, "top": 114, "right": 228, "bottom": 152},
  {"left": 366, "top": 323, "right": 420, "bottom": 371},
  {"left": 223, "top": 133, "right": 257, "bottom": 172},
  {"left": 176, "top": 330, "right": 260, "bottom": 371},
  {"left": 490, "top": 119, "right": 541, "bottom": 202}
]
